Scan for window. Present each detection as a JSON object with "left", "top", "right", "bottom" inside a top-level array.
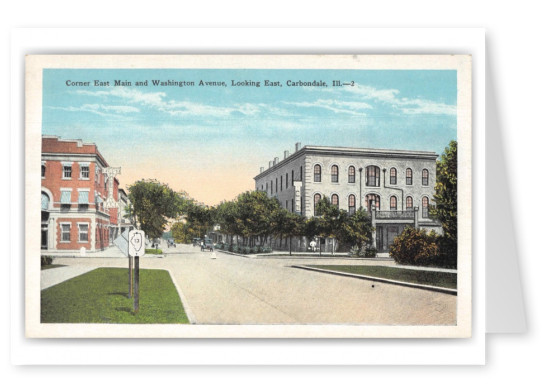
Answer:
[
  {"left": 96, "top": 166, "right": 100, "bottom": 183},
  {"left": 63, "top": 164, "right": 72, "bottom": 179},
  {"left": 366, "top": 165, "right": 380, "bottom": 187},
  {"left": 422, "top": 196, "right": 429, "bottom": 218},
  {"left": 406, "top": 196, "right": 413, "bottom": 210},
  {"left": 422, "top": 169, "right": 429, "bottom": 186},
  {"left": 390, "top": 196, "right": 397, "bottom": 210},
  {"left": 271, "top": 180, "right": 273, "bottom": 194},
  {"left": 41, "top": 163, "right": 46, "bottom": 178},
  {"left": 80, "top": 165, "right": 90, "bottom": 179},
  {"left": 292, "top": 199, "right": 294, "bottom": 213},
  {"left": 314, "top": 164, "right": 321, "bottom": 182},
  {"left": 331, "top": 194, "right": 339, "bottom": 207},
  {"left": 292, "top": 170, "right": 294, "bottom": 182},
  {"left": 60, "top": 223, "right": 71, "bottom": 242},
  {"left": 300, "top": 166, "right": 303, "bottom": 181},
  {"left": 286, "top": 173, "right": 288, "bottom": 188},
  {"left": 406, "top": 168, "right": 413, "bottom": 185},
  {"left": 331, "top": 165, "right": 339, "bottom": 183},
  {"left": 286, "top": 200, "right": 288, "bottom": 210},
  {"left": 280, "top": 175, "right": 283, "bottom": 191},
  {"left": 313, "top": 193, "right": 321, "bottom": 215},
  {"left": 348, "top": 166, "right": 355, "bottom": 183},
  {"left": 276, "top": 178, "right": 278, "bottom": 193},
  {"left": 348, "top": 194, "right": 356, "bottom": 215},
  {"left": 60, "top": 190, "right": 71, "bottom": 204},
  {"left": 41, "top": 192, "right": 50, "bottom": 211},
  {"left": 390, "top": 167, "right": 397, "bottom": 185},
  {"left": 78, "top": 224, "right": 89, "bottom": 242},
  {"left": 366, "top": 194, "right": 380, "bottom": 210}
]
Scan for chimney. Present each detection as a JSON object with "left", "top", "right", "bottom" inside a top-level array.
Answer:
[
  {"left": 284, "top": 150, "right": 289, "bottom": 159},
  {"left": 269, "top": 161, "right": 273, "bottom": 168},
  {"left": 274, "top": 157, "right": 279, "bottom": 165},
  {"left": 295, "top": 142, "right": 301, "bottom": 152},
  {"left": 260, "top": 166, "right": 264, "bottom": 173}
]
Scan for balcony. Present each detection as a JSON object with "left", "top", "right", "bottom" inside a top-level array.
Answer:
[{"left": 374, "top": 210, "right": 415, "bottom": 220}]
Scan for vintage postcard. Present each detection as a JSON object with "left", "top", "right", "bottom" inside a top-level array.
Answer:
[{"left": 25, "top": 54, "right": 472, "bottom": 338}]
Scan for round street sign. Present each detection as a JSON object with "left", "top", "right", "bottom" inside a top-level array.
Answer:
[{"left": 128, "top": 230, "right": 145, "bottom": 257}]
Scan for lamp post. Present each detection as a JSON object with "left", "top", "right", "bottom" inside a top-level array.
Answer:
[{"left": 358, "top": 167, "right": 363, "bottom": 211}]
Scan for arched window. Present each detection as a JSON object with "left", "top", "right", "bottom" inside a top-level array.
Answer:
[
  {"left": 41, "top": 192, "right": 50, "bottom": 211},
  {"left": 366, "top": 165, "right": 380, "bottom": 187},
  {"left": 41, "top": 163, "right": 46, "bottom": 178},
  {"left": 422, "top": 169, "right": 429, "bottom": 186},
  {"left": 331, "top": 165, "right": 339, "bottom": 183},
  {"left": 366, "top": 194, "right": 380, "bottom": 210},
  {"left": 348, "top": 194, "right": 356, "bottom": 215},
  {"left": 406, "top": 196, "right": 413, "bottom": 210},
  {"left": 313, "top": 193, "right": 321, "bottom": 215},
  {"left": 314, "top": 164, "right": 321, "bottom": 182},
  {"left": 348, "top": 166, "right": 355, "bottom": 183},
  {"left": 390, "top": 196, "right": 397, "bottom": 211},
  {"left": 390, "top": 167, "right": 397, "bottom": 185},
  {"left": 406, "top": 168, "right": 413, "bottom": 185},
  {"left": 331, "top": 194, "right": 339, "bottom": 207},
  {"left": 422, "top": 196, "right": 429, "bottom": 218}
]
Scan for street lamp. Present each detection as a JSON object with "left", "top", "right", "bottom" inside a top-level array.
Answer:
[{"left": 358, "top": 167, "right": 363, "bottom": 211}]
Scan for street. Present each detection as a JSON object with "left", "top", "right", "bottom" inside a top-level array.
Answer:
[{"left": 44, "top": 243, "right": 457, "bottom": 325}]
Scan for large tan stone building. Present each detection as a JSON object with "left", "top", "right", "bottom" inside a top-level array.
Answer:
[{"left": 254, "top": 143, "right": 442, "bottom": 254}]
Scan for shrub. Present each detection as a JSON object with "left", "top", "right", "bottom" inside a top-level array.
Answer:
[
  {"left": 349, "top": 245, "right": 360, "bottom": 257},
  {"left": 41, "top": 255, "right": 53, "bottom": 266},
  {"left": 389, "top": 227, "right": 439, "bottom": 265}
]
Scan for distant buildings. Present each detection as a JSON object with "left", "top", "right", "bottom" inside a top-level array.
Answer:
[
  {"left": 41, "top": 135, "right": 130, "bottom": 253},
  {"left": 254, "top": 143, "right": 442, "bottom": 254}
]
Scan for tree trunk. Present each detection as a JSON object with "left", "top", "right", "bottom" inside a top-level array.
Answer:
[{"left": 289, "top": 236, "right": 292, "bottom": 255}]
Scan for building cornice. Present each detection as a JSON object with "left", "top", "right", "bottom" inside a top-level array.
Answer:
[{"left": 254, "top": 145, "right": 439, "bottom": 181}]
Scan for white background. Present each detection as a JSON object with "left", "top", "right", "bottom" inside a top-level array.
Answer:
[{"left": 2, "top": 1, "right": 548, "bottom": 389}]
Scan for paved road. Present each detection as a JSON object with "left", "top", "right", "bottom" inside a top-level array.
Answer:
[{"left": 46, "top": 244, "right": 457, "bottom": 325}]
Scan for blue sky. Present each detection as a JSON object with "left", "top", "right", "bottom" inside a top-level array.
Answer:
[{"left": 42, "top": 68, "right": 457, "bottom": 205}]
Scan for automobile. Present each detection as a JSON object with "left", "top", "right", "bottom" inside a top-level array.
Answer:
[
  {"left": 167, "top": 238, "right": 176, "bottom": 248},
  {"left": 192, "top": 238, "right": 202, "bottom": 247},
  {"left": 201, "top": 239, "right": 214, "bottom": 252}
]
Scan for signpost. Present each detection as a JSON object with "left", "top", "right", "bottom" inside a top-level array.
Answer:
[
  {"left": 114, "top": 229, "right": 145, "bottom": 314},
  {"left": 128, "top": 230, "right": 145, "bottom": 313}
]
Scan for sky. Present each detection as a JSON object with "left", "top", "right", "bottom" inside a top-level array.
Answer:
[{"left": 42, "top": 68, "right": 457, "bottom": 206}]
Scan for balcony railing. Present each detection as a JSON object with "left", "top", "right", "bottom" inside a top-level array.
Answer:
[{"left": 374, "top": 210, "right": 415, "bottom": 220}]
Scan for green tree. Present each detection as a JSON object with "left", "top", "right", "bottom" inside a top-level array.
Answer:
[
  {"left": 340, "top": 208, "right": 373, "bottom": 252},
  {"left": 127, "top": 180, "right": 185, "bottom": 240},
  {"left": 431, "top": 140, "right": 458, "bottom": 264}
]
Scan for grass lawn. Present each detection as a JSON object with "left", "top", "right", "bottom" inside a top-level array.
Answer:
[
  {"left": 145, "top": 248, "right": 163, "bottom": 254},
  {"left": 308, "top": 265, "right": 457, "bottom": 290},
  {"left": 41, "top": 268, "right": 189, "bottom": 324}
]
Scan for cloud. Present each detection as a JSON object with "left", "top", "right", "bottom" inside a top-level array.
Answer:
[
  {"left": 282, "top": 99, "right": 372, "bottom": 116},
  {"left": 324, "top": 84, "right": 457, "bottom": 116},
  {"left": 47, "top": 103, "right": 139, "bottom": 118}
]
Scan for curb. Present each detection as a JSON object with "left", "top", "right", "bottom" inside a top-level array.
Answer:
[
  {"left": 215, "top": 250, "right": 257, "bottom": 259},
  {"left": 167, "top": 269, "right": 197, "bottom": 325},
  {"left": 291, "top": 265, "right": 457, "bottom": 295}
]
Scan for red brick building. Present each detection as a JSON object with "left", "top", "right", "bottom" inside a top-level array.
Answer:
[{"left": 41, "top": 135, "right": 124, "bottom": 253}]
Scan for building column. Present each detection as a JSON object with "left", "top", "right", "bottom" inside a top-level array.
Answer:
[
  {"left": 371, "top": 205, "right": 377, "bottom": 250},
  {"left": 91, "top": 219, "right": 96, "bottom": 250},
  {"left": 48, "top": 217, "right": 55, "bottom": 250}
]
